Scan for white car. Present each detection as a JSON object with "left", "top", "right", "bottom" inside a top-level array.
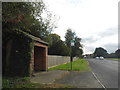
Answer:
[
  {"left": 96, "top": 57, "right": 99, "bottom": 59},
  {"left": 99, "top": 56, "right": 104, "bottom": 60}
]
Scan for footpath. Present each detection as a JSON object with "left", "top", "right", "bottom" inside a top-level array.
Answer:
[{"left": 31, "top": 70, "right": 103, "bottom": 88}]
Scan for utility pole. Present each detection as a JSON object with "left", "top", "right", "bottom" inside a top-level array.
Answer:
[
  {"left": 70, "top": 45, "right": 72, "bottom": 70},
  {"left": 70, "top": 40, "right": 74, "bottom": 71}
]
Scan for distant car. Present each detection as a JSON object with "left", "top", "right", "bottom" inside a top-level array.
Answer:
[
  {"left": 96, "top": 57, "right": 99, "bottom": 59},
  {"left": 99, "top": 56, "right": 104, "bottom": 60}
]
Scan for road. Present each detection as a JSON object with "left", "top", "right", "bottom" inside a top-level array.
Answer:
[{"left": 87, "top": 58, "right": 119, "bottom": 89}]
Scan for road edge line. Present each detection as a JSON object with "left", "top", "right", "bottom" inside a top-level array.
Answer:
[{"left": 91, "top": 71, "right": 107, "bottom": 90}]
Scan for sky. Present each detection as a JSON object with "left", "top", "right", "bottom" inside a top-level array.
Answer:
[{"left": 44, "top": 0, "right": 119, "bottom": 54}]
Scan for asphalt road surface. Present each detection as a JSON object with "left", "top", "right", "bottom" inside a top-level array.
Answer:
[{"left": 87, "top": 58, "right": 119, "bottom": 89}]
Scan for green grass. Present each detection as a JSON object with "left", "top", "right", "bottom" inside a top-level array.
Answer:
[{"left": 49, "top": 59, "right": 90, "bottom": 71}]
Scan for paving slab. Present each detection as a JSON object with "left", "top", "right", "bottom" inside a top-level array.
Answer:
[
  {"left": 54, "top": 71, "right": 102, "bottom": 88},
  {"left": 30, "top": 70, "right": 69, "bottom": 84},
  {"left": 30, "top": 70, "right": 103, "bottom": 88}
]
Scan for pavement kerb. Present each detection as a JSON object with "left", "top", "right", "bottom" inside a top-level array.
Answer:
[{"left": 91, "top": 71, "right": 107, "bottom": 90}]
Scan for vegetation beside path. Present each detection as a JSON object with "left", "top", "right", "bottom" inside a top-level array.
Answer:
[
  {"left": 49, "top": 59, "right": 90, "bottom": 71},
  {"left": 2, "top": 77, "right": 76, "bottom": 88}
]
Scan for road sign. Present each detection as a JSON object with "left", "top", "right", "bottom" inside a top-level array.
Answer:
[{"left": 70, "top": 40, "right": 74, "bottom": 46}]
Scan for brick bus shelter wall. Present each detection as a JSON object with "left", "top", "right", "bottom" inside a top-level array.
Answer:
[
  {"left": 3, "top": 30, "right": 48, "bottom": 77},
  {"left": 4, "top": 35, "right": 34, "bottom": 77}
]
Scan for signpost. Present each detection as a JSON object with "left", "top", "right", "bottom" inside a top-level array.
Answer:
[
  {"left": 70, "top": 40, "right": 74, "bottom": 46},
  {"left": 70, "top": 40, "right": 74, "bottom": 70}
]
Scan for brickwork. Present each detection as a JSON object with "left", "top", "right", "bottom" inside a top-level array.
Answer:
[{"left": 30, "top": 42, "right": 48, "bottom": 75}]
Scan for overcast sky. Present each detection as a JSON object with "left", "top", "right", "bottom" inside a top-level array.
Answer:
[{"left": 44, "top": 0, "right": 119, "bottom": 54}]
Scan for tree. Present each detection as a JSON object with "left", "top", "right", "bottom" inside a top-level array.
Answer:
[
  {"left": 106, "top": 53, "right": 116, "bottom": 58},
  {"left": 48, "top": 34, "right": 70, "bottom": 56},
  {"left": 71, "top": 37, "right": 83, "bottom": 57},
  {"left": 115, "top": 49, "right": 120, "bottom": 58},
  {"left": 65, "top": 29, "right": 76, "bottom": 47},
  {"left": 93, "top": 47, "right": 108, "bottom": 57},
  {"left": 2, "top": 2, "right": 54, "bottom": 41},
  {"left": 65, "top": 29, "right": 83, "bottom": 58}
]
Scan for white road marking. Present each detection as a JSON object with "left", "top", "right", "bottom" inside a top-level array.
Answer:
[{"left": 92, "top": 71, "right": 107, "bottom": 90}]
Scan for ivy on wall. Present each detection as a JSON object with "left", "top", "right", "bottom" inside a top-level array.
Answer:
[{"left": 3, "top": 29, "right": 34, "bottom": 77}]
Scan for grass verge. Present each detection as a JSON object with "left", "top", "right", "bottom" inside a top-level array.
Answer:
[{"left": 49, "top": 59, "right": 90, "bottom": 71}]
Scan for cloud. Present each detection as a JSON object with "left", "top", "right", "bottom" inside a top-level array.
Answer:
[
  {"left": 82, "top": 35, "right": 100, "bottom": 43},
  {"left": 97, "top": 27, "right": 118, "bottom": 38},
  {"left": 83, "top": 46, "right": 95, "bottom": 54},
  {"left": 103, "top": 43, "right": 118, "bottom": 53},
  {"left": 82, "top": 33, "right": 118, "bottom": 54},
  {"left": 65, "top": 0, "right": 82, "bottom": 6},
  {"left": 82, "top": 27, "right": 118, "bottom": 44}
]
